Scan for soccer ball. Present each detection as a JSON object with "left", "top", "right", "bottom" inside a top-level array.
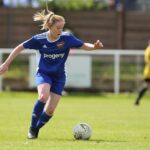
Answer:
[{"left": 73, "top": 123, "right": 92, "bottom": 140}]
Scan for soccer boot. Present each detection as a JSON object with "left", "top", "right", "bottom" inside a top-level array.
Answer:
[
  {"left": 134, "top": 101, "right": 140, "bottom": 106},
  {"left": 27, "top": 127, "right": 39, "bottom": 139}
]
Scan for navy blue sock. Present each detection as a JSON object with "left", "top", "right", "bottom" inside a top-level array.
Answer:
[
  {"left": 135, "top": 88, "right": 147, "bottom": 104},
  {"left": 30, "top": 100, "right": 45, "bottom": 128},
  {"left": 36, "top": 112, "right": 52, "bottom": 129}
]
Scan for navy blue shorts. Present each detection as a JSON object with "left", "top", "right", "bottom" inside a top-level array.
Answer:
[{"left": 35, "top": 72, "right": 66, "bottom": 96}]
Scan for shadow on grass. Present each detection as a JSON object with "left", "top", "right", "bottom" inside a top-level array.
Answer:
[
  {"left": 41, "top": 138, "right": 127, "bottom": 143},
  {"left": 88, "top": 139, "right": 127, "bottom": 143}
]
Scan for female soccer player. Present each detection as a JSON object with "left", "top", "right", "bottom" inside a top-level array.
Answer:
[
  {"left": 134, "top": 40, "right": 150, "bottom": 105},
  {"left": 0, "top": 10, "right": 103, "bottom": 139}
]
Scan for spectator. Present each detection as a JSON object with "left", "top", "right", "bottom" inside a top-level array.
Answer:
[
  {"left": 3, "top": 0, "right": 40, "bottom": 8},
  {"left": 0, "top": 1, "right": 3, "bottom": 7},
  {"left": 114, "top": 0, "right": 138, "bottom": 11}
]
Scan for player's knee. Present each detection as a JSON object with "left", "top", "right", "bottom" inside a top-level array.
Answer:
[{"left": 38, "top": 93, "right": 49, "bottom": 102}]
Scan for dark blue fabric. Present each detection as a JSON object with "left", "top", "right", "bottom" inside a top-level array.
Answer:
[
  {"left": 23, "top": 31, "right": 84, "bottom": 76},
  {"left": 30, "top": 100, "right": 45, "bottom": 128},
  {"left": 35, "top": 72, "right": 65, "bottom": 95},
  {"left": 36, "top": 112, "right": 52, "bottom": 129}
]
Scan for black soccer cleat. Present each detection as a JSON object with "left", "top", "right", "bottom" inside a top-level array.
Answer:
[
  {"left": 134, "top": 101, "right": 140, "bottom": 106},
  {"left": 27, "top": 127, "right": 39, "bottom": 139}
]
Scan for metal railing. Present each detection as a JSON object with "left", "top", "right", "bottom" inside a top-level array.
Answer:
[{"left": 0, "top": 48, "right": 144, "bottom": 93}]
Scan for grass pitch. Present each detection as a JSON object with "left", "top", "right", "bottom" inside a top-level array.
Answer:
[{"left": 0, "top": 92, "right": 150, "bottom": 150}]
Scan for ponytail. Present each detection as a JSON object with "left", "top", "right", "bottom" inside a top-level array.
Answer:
[{"left": 33, "top": 10, "right": 65, "bottom": 30}]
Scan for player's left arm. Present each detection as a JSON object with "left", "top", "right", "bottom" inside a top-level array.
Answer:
[{"left": 80, "top": 40, "right": 103, "bottom": 51}]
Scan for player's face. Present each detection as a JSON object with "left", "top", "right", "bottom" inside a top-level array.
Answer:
[{"left": 50, "top": 21, "right": 65, "bottom": 38}]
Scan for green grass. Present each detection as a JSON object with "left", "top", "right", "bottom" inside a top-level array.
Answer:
[{"left": 0, "top": 92, "right": 150, "bottom": 150}]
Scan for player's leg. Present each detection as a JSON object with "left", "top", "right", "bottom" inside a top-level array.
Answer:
[
  {"left": 35, "top": 81, "right": 65, "bottom": 130},
  {"left": 36, "top": 92, "right": 61, "bottom": 129},
  {"left": 30, "top": 83, "right": 50, "bottom": 128},
  {"left": 134, "top": 81, "right": 148, "bottom": 105},
  {"left": 28, "top": 83, "right": 50, "bottom": 139}
]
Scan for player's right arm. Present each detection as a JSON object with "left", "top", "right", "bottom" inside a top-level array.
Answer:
[{"left": 0, "top": 44, "right": 24, "bottom": 75}]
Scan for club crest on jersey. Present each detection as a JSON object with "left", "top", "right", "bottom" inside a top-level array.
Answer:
[{"left": 57, "top": 41, "right": 64, "bottom": 49}]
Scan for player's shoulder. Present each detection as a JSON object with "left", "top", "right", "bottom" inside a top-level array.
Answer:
[
  {"left": 61, "top": 31, "right": 72, "bottom": 37},
  {"left": 33, "top": 32, "right": 48, "bottom": 40}
]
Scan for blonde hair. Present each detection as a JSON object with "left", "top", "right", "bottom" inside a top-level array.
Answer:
[{"left": 33, "top": 10, "right": 65, "bottom": 30}]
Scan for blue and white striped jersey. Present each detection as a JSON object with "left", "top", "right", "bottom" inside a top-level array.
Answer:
[{"left": 23, "top": 31, "right": 84, "bottom": 76}]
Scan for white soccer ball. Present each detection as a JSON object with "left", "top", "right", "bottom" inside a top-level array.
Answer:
[{"left": 73, "top": 123, "right": 92, "bottom": 140}]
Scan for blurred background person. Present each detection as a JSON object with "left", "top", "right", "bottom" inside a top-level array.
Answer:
[
  {"left": 0, "top": 0, "right": 3, "bottom": 7},
  {"left": 114, "top": 0, "right": 138, "bottom": 11},
  {"left": 2, "top": 0, "right": 40, "bottom": 8},
  {"left": 135, "top": 40, "right": 150, "bottom": 105}
]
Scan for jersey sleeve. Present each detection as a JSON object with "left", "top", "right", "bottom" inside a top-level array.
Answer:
[
  {"left": 23, "top": 36, "right": 41, "bottom": 50},
  {"left": 68, "top": 33, "right": 84, "bottom": 48}
]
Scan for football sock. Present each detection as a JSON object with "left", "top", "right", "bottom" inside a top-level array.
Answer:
[
  {"left": 30, "top": 100, "right": 45, "bottom": 128},
  {"left": 36, "top": 112, "right": 52, "bottom": 129},
  {"left": 135, "top": 88, "right": 147, "bottom": 104}
]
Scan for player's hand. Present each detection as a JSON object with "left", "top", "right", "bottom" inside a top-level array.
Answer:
[
  {"left": 0, "top": 63, "right": 9, "bottom": 75},
  {"left": 94, "top": 40, "right": 103, "bottom": 49}
]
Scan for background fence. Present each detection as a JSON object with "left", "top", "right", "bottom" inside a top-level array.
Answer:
[
  {"left": 0, "top": 49, "right": 144, "bottom": 93},
  {"left": 0, "top": 8, "right": 150, "bottom": 49}
]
